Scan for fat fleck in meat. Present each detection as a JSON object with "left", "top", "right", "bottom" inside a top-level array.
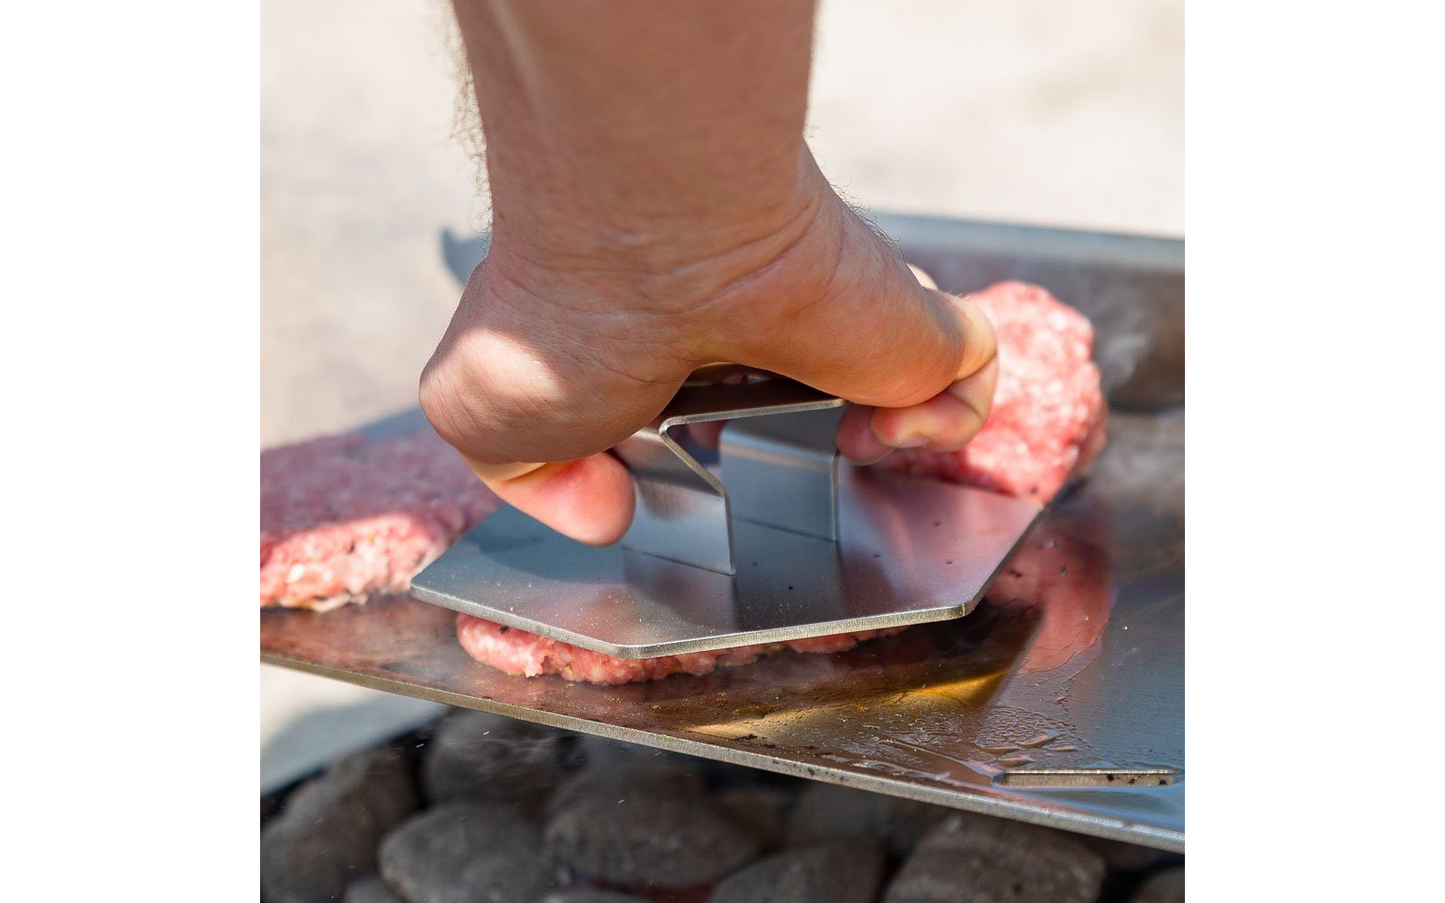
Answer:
[{"left": 456, "top": 280, "right": 1107, "bottom": 685}]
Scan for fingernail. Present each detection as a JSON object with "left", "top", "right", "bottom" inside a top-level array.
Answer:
[{"left": 889, "top": 436, "right": 931, "bottom": 449}]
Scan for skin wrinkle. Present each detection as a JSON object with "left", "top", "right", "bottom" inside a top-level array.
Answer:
[
  {"left": 643, "top": 185, "right": 827, "bottom": 307},
  {"left": 680, "top": 210, "right": 835, "bottom": 361},
  {"left": 566, "top": 338, "right": 682, "bottom": 399},
  {"left": 707, "top": 185, "right": 837, "bottom": 322},
  {"left": 954, "top": 356, "right": 999, "bottom": 422},
  {"left": 485, "top": 170, "right": 823, "bottom": 305},
  {"left": 784, "top": 202, "right": 853, "bottom": 323},
  {"left": 473, "top": 259, "right": 692, "bottom": 383}
]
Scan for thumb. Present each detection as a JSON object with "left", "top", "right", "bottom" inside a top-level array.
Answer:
[{"left": 732, "top": 214, "right": 997, "bottom": 459}]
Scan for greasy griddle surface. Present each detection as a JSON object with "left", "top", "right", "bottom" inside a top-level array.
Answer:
[{"left": 263, "top": 410, "right": 1184, "bottom": 851}]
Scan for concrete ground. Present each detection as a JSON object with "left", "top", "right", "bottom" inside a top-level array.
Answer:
[{"left": 260, "top": 0, "right": 1182, "bottom": 789}]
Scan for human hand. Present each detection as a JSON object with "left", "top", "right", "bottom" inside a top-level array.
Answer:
[{"left": 421, "top": 0, "right": 997, "bottom": 544}]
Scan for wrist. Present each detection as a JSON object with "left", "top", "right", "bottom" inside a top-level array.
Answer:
[{"left": 479, "top": 148, "right": 836, "bottom": 353}]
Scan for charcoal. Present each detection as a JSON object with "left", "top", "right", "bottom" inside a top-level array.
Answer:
[
  {"left": 785, "top": 783, "right": 940, "bottom": 857},
  {"left": 544, "top": 759, "right": 758, "bottom": 889},
  {"left": 709, "top": 839, "right": 885, "bottom": 903},
  {"left": 571, "top": 735, "right": 685, "bottom": 772},
  {"left": 261, "top": 747, "right": 419, "bottom": 903},
  {"left": 570, "top": 737, "right": 743, "bottom": 787},
  {"left": 547, "top": 757, "right": 703, "bottom": 813},
  {"left": 344, "top": 875, "right": 406, "bottom": 903},
  {"left": 1128, "top": 866, "right": 1184, "bottom": 903},
  {"left": 713, "top": 785, "right": 795, "bottom": 851},
  {"left": 1082, "top": 836, "right": 1169, "bottom": 872},
  {"left": 884, "top": 812, "right": 1105, "bottom": 903},
  {"left": 379, "top": 802, "right": 557, "bottom": 903},
  {"left": 423, "top": 710, "right": 577, "bottom": 808},
  {"left": 538, "top": 893, "right": 647, "bottom": 903}
]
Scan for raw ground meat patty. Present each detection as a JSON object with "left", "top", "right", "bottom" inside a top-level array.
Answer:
[
  {"left": 455, "top": 618, "right": 907, "bottom": 686},
  {"left": 454, "top": 279, "right": 1107, "bottom": 685},
  {"left": 885, "top": 280, "right": 1107, "bottom": 502},
  {"left": 261, "top": 431, "right": 499, "bottom": 610}
]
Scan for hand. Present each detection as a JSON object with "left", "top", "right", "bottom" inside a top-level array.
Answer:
[
  {"left": 420, "top": 0, "right": 998, "bottom": 544},
  {"left": 420, "top": 165, "right": 997, "bottom": 544}
]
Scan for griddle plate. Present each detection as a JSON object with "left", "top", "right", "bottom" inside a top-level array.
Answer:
[{"left": 262, "top": 411, "right": 1184, "bottom": 852}]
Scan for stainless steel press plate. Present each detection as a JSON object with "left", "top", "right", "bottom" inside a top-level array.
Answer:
[{"left": 410, "top": 465, "right": 1043, "bottom": 658}]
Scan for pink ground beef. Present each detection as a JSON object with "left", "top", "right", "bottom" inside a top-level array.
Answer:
[
  {"left": 260, "top": 431, "right": 498, "bottom": 610},
  {"left": 455, "top": 280, "right": 1107, "bottom": 685},
  {"left": 455, "top": 617, "right": 906, "bottom": 686}
]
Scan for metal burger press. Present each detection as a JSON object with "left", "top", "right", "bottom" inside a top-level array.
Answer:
[{"left": 410, "top": 371, "right": 1044, "bottom": 658}]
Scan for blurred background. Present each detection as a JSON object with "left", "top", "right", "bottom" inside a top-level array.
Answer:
[{"left": 260, "top": 0, "right": 1182, "bottom": 788}]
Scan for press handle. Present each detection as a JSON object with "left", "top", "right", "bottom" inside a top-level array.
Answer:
[{"left": 612, "top": 373, "right": 846, "bottom": 575}]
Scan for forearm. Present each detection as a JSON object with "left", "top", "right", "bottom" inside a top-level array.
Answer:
[{"left": 452, "top": 0, "right": 821, "bottom": 275}]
